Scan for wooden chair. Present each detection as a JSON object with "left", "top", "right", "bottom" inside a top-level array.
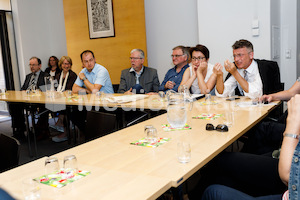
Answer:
[{"left": 0, "top": 133, "right": 20, "bottom": 172}]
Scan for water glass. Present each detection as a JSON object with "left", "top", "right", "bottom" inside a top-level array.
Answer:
[
  {"left": 45, "top": 157, "right": 59, "bottom": 175},
  {"left": 95, "top": 91, "right": 103, "bottom": 100},
  {"left": 0, "top": 88, "right": 7, "bottom": 94},
  {"left": 167, "top": 95, "right": 187, "bottom": 129},
  {"left": 63, "top": 155, "right": 78, "bottom": 172},
  {"left": 66, "top": 90, "right": 72, "bottom": 97},
  {"left": 145, "top": 127, "right": 158, "bottom": 143},
  {"left": 144, "top": 125, "right": 154, "bottom": 137},
  {"left": 177, "top": 142, "right": 191, "bottom": 163},
  {"left": 158, "top": 91, "right": 165, "bottom": 99},
  {"left": 22, "top": 178, "right": 41, "bottom": 200},
  {"left": 223, "top": 112, "right": 234, "bottom": 127},
  {"left": 205, "top": 94, "right": 211, "bottom": 102}
]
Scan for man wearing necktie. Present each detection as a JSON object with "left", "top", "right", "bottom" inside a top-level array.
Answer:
[
  {"left": 10, "top": 57, "right": 49, "bottom": 140},
  {"left": 214, "top": 39, "right": 263, "bottom": 99}
]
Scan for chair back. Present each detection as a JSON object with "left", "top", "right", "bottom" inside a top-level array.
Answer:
[
  {"left": 0, "top": 133, "right": 20, "bottom": 172},
  {"left": 85, "top": 111, "right": 117, "bottom": 141}
]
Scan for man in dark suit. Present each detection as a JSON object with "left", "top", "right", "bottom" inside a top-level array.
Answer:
[
  {"left": 118, "top": 49, "right": 160, "bottom": 94},
  {"left": 9, "top": 57, "right": 49, "bottom": 140}
]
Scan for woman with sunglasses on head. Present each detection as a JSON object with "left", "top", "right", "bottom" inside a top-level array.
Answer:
[
  {"left": 180, "top": 44, "right": 222, "bottom": 95},
  {"left": 45, "top": 56, "right": 61, "bottom": 78},
  {"left": 51, "top": 56, "right": 77, "bottom": 142}
]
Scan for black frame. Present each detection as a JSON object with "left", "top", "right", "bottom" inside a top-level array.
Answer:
[{"left": 0, "top": 10, "right": 14, "bottom": 90}]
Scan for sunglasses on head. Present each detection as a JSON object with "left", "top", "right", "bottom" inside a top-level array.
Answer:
[{"left": 206, "top": 123, "right": 228, "bottom": 132}]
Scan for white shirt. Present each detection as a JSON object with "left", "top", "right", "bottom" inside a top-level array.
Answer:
[
  {"left": 189, "top": 63, "right": 214, "bottom": 94},
  {"left": 215, "top": 60, "right": 262, "bottom": 99}
]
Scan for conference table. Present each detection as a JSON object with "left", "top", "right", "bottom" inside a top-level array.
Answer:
[{"left": 0, "top": 91, "right": 279, "bottom": 199}]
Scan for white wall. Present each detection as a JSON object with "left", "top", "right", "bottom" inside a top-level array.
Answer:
[
  {"left": 144, "top": 0, "right": 199, "bottom": 82},
  {"left": 197, "top": 0, "right": 271, "bottom": 65},
  {"left": 280, "top": 0, "right": 297, "bottom": 90},
  {"left": 11, "top": 0, "right": 67, "bottom": 86}
]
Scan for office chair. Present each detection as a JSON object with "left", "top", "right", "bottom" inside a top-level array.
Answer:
[{"left": 0, "top": 133, "right": 20, "bottom": 172}]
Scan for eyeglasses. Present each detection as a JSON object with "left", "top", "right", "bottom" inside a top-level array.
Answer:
[
  {"left": 130, "top": 57, "right": 143, "bottom": 60},
  {"left": 192, "top": 57, "right": 206, "bottom": 61},
  {"left": 29, "top": 64, "right": 39, "bottom": 67},
  {"left": 62, "top": 63, "right": 71, "bottom": 66},
  {"left": 232, "top": 52, "right": 252, "bottom": 59},
  {"left": 171, "top": 55, "right": 184, "bottom": 58},
  {"left": 206, "top": 123, "right": 228, "bottom": 132}
]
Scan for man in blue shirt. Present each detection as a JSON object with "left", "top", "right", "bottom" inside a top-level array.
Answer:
[
  {"left": 159, "top": 46, "right": 189, "bottom": 92},
  {"left": 72, "top": 50, "right": 114, "bottom": 94}
]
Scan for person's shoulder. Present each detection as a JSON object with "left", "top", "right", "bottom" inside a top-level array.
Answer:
[
  {"left": 40, "top": 70, "right": 49, "bottom": 77},
  {"left": 144, "top": 66, "right": 157, "bottom": 72},
  {"left": 255, "top": 59, "right": 278, "bottom": 65},
  {"left": 69, "top": 70, "right": 77, "bottom": 77}
]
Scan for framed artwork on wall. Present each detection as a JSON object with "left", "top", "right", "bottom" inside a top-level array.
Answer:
[{"left": 87, "top": 0, "right": 115, "bottom": 39}]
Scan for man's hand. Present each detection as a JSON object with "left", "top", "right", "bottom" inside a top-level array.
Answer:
[
  {"left": 213, "top": 63, "right": 223, "bottom": 76},
  {"left": 164, "top": 81, "right": 175, "bottom": 90},
  {"left": 224, "top": 60, "right": 237, "bottom": 74},
  {"left": 124, "top": 88, "right": 133, "bottom": 95},
  {"left": 79, "top": 73, "right": 86, "bottom": 80}
]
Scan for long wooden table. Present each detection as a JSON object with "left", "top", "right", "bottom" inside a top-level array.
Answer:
[{"left": 0, "top": 91, "right": 279, "bottom": 199}]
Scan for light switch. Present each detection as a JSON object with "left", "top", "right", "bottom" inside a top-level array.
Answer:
[
  {"left": 252, "top": 20, "right": 259, "bottom": 28},
  {"left": 252, "top": 29, "right": 259, "bottom": 37},
  {"left": 286, "top": 49, "right": 291, "bottom": 59}
]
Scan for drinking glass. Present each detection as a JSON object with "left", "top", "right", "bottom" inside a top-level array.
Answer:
[
  {"left": 178, "top": 85, "right": 191, "bottom": 102},
  {"left": 167, "top": 93, "right": 187, "bottom": 129},
  {"left": 63, "top": 155, "right": 78, "bottom": 172},
  {"left": 144, "top": 125, "right": 154, "bottom": 138},
  {"left": 223, "top": 112, "right": 234, "bottom": 127},
  {"left": 177, "top": 142, "right": 191, "bottom": 163},
  {"left": 0, "top": 88, "right": 7, "bottom": 94},
  {"left": 158, "top": 91, "right": 165, "bottom": 99},
  {"left": 66, "top": 90, "right": 72, "bottom": 98},
  {"left": 45, "top": 157, "right": 59, "bottom": 175},
  {"left": 145, "top": 127, "right": 158, "bottom": 143},
  {"left": 22, "top": 178, "right": 41, "bottom": 200}
]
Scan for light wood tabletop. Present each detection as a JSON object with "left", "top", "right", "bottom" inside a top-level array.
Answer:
[{"left": 0, "top": 93, "right": 279, "bottom": 199}]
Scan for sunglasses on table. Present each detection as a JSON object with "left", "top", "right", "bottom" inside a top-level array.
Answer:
[{"left": 206, "top": 123, "right": 229, "bottom": 132}]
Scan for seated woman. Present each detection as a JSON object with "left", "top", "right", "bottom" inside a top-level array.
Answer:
[
  {"left": 51, "top": 56, "right": 77, "bottom": 142},
  {"left": 201, "top": 95, "right": 300, "bottom": 200},
  {"left": 45, "top": 56, "right": 61, "bottom": 78},
  {"left": 180, "top": 45, "right": 221, "bottom": 94}
]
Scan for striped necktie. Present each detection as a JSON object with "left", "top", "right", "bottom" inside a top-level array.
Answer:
[{"left": 28, "top": 73, "right": 36, "bottom": 90}]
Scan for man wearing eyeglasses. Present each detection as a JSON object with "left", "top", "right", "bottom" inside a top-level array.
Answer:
[
  {"left": 72, "top": 50, "right": 114, "bottom": 94},
  {"left": 10, "top": 57, "right": 49, "bottom": 140},
  {"left": 159, "top": 46, "right": 189, "bottom": 92},
  {"left": 215, "top": 39, "right": 263, "bottom": 99},
  {"left": 118, "top": 49, "right": 160, "bottom": 94}
]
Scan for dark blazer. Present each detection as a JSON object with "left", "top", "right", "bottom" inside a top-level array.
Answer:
[
  {"left": 225, "top": 59, "right": 283, "bottom": 95},
  {"left": 118, "top": 66, "right": 160, "bottom": 93},
  {"left": 21, "top": 70, "right": 49, "bottom": 91},
  {"left": 55, "top": 70, "right": 77, "bottom": 91},
  {"left": 45, "top": 67, "right": 61, "bottom": 78}
]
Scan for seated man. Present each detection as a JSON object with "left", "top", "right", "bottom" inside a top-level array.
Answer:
[
  {"left": 159, "top": 46, "right": 189, "bottom": 92},
  {"left": 72, "top": 50, "right": 114, "bottom": 94},
  {"left": 215, "top": 39, "right": 263, "bottom": 99},
  {"left": 9, "top": 57, "right": 49, "bottom": 140},
  {"left": 118, "top": 49, "right": 160, "bottom": 94},
  {"left": 71, "top": 50, "right": 114, "bottom": 133}
]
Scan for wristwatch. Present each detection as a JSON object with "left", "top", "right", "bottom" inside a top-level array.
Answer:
[
  {"left": 284, "top": 133, "right": 299, "bottom": 139},
  {"left": 82, "top": 76, "right": 87, "bottom": 81}
]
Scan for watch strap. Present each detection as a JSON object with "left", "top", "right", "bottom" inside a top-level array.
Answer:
[
  {"left": 82, "top": 77, "right": 87, "bottom": 81},
  {"left": 284, "top": 133, "right": 299, "bottom": 139}
]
